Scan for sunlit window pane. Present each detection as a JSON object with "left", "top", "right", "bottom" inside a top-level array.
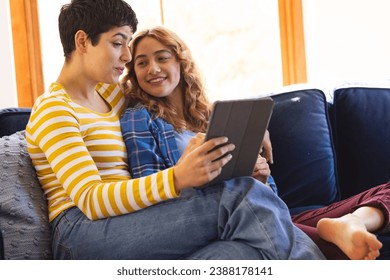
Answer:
[{"left": 161, "top": 0, "right": 282, "bottom": 101}]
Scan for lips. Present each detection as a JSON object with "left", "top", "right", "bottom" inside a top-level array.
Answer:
[
  {"left": 148, "top": 77, "right": 166, "bottom": 84},
  {"left": 116, "top": 67, "right": 125, "bottom": 75}
]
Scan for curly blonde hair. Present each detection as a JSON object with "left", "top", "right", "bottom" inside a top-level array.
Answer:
[{"left": 121, "top": 26, "right": 211, "bottom": 132}]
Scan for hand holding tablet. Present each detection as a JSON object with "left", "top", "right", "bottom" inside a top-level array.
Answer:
[{"left": 204, "top": 97, "right": 274, "bottom": 186}]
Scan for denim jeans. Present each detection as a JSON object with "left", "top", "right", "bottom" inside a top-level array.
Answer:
[{"left": 50, "top": 177, "right": 325, "bottom": 260}]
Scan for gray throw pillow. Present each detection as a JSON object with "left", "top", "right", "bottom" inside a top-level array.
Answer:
[{"left": 0, "top": 131, "right": 52, "bottom": 259}]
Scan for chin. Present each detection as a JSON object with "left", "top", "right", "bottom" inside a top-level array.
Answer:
[{"left": 148, "top": 90, "right": 170, "bottom": 98}]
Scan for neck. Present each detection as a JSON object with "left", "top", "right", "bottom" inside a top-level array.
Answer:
[
  {"left": 56, "top": 61, "right": 110, "bottom": 114},
  {"left": 56, "top": 60, "right": 97, "bottom": 100},
  {"left": 167, "top": 84, "right": 185, "bottom": 118}
]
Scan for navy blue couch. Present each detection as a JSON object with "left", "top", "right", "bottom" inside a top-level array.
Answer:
[
  {"left": 268, "top": 85, "right": 390, "bottom": 259},
  {"left": 0, "top": 84, "right": 389, "bottom": 259}
]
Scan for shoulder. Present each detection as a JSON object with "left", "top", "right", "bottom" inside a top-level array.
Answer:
[
  {"left": 27, "top": 85, "right": 78, "bottom": 140},
  {"left": 120, "top": 105, "right": 169, "bottom": 136},
  {"left": 123, "top": 102, "right": 146, "bottom": 112},
  {"left": 120, "top": 104, "right": 153, "bottom": 132},
  {"left": 30, "top": 84, "right": 75, "bottom": 121},
  {"left": 121, "top": 103, "right": 152, "bottom": 121}
]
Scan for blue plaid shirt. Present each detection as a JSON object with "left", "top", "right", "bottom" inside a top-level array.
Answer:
[{"left": 120, "top": 105, "right": 277, "bottom": 193}]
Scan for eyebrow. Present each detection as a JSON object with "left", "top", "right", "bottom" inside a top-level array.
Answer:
[
  {"left": 134, "top": 49, "right": 171, "bottom": 62},
  {"left": 112, "top": 32, "right": 130, "bottom": 41}
]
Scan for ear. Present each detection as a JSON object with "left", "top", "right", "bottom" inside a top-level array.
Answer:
[{"left": 75, "top": 30, "right": 88, "bottom": 52}]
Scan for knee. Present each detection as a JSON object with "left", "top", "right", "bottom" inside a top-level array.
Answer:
[{"left": 224, "top": 176, "right": 274, "bottom": 196}]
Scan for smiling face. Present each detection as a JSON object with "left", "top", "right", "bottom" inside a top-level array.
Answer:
[
  {"left": 133, "top": 37, "right": 182, "bottom": 101},
  {"left": 85, "top": 25, "right": 133, "bottom": 84}
]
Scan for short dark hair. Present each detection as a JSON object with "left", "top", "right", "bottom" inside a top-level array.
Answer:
[{"left": 59, "top": 0, "right": 138, "bottom": 59}]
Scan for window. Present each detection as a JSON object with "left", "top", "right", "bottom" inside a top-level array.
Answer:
[
  {"left": 160, "top": 0, "right": 283, "bottom": 101},
  {"left": 37, "top": 0, "right": 282, "bottom": 101},
  {"left": 4, "top": 0, "right": 307, "bottom": 108}
]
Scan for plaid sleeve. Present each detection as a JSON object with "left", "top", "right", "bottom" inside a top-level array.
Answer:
[
  {"left": 121, "top": 107, "right": 170, "bottom": 178},
  {"left": 267, "top": 174, "right": 278, "bottom": 195}
]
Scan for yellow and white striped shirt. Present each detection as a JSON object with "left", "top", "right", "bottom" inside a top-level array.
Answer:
[{"left": 26, "top": 83, "right": 177, "bottom": 221}]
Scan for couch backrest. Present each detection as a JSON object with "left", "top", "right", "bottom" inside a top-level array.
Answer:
[
  {"left": 268, "top": 89, "right": 339, "bottom": 211},
  {"left": 0, "top": 229, "right": 4, "bottom": 259},
  {"left": 268, "top": 85, "right": 390, "bottom": 210},
  {"left": 0, "top": 108, "right": 32, "bottom": 137},
  {"left": 329, "top": 86, "right": 390, "bottom": 199}
]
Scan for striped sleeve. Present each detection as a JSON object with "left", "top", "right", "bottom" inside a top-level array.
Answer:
[{"left": 26, "top": 97, "right": 178, "bottom": 221}]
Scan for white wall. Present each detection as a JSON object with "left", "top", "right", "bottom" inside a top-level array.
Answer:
[
  {"left": 0, "top": 0, "right": 18, "bottom": 108},
  {"left": 303, "top": 0, "right": 390, "bottom": 86}
]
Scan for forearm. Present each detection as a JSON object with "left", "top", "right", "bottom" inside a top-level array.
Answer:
[{"left": 77, "top": 169, "right": 177, "bottom": 220}]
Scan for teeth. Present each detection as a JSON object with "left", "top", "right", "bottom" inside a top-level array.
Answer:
[{"left": 149, "top": 77, "right": 165, "bottom": 83}]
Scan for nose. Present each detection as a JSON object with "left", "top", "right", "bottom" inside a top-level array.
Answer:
[
  {"left": 148, "top": 61, "right": 161, "bottom": 75},
  {"left": 121, "top": 46, "right": 132, "bottom": 64}
]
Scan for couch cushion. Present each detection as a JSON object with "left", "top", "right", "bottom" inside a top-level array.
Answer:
[
  {"left": 0, "top": 228, "right": 3, "bottom": 259},
  {"left": 0, "top": 131, "right": 52, "bottom": 259},
  {"left": 268, "top": 89, "right": 339, "bottom": 209},
  {"left": 331, "top": 87, "right": 390, "bottom": 199},
  {"left": 0, "top": 108, "right": 32, "bottom": 138}
]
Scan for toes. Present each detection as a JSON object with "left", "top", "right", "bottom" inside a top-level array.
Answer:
[{"left": 366, "top": 249, "right": 380, "bottom": 260}]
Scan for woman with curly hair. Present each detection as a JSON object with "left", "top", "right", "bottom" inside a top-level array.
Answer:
[
  {"left": 120, "top": 26, "right": 324, "bottom": 259},
  {"left": 121, "top": 26, "right": 389, "bottom": 260}
]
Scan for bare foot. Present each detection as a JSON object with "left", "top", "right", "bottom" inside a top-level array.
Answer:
[{"left": 317, "top": 214, "right": 383, "bottom": 260}]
